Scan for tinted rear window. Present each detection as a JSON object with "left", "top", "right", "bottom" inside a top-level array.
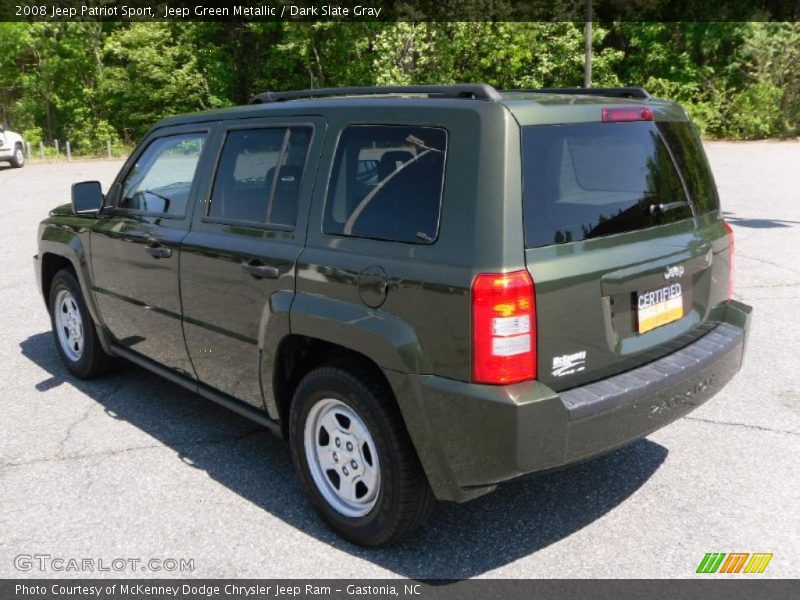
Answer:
[
  {"left": 658, "top": 121, "right": 720, "bottom": 215},
  {"left": 522, "top": 120, "right": 717, "bottom": 248}
]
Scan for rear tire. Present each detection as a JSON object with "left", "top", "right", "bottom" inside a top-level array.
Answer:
[
  {"left": 48, "top": 269, "right": 114, "bottom": 379},
  {"left": 10, "top": 144, "right": 24, "bottom": 168},
  {"left": 289, "top": 364, "right": 434, "bottom": 546}
]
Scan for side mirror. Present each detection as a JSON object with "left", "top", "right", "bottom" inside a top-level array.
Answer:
[{"left": 71, "top": 181, "right": 104, "bottom": 215}]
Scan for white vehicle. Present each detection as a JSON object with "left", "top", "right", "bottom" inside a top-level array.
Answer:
[{"left": 0, "top": 126, "right": 25, "bottom": 168}]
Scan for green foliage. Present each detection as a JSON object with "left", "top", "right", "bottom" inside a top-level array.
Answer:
[
  {"left": 101, "top": 23, "right": 225, "bottom": 141},
  {"left": 740, "top": 22, "right": 800, "bottom": 136},
  {"left": 603, "top": 22, "right": 798, "bottom": 138},
  {"left": 718, "top": 81, "right": 784, "bottom": 139},
  {"left": 21, "top": 126, "right": 43, "bottom": 146},
  {"left": 0, "top": 21, "right": 797, "bottom": 151},
  {"left": 370, "top": 22, "right": 622, "bottom": 89}
]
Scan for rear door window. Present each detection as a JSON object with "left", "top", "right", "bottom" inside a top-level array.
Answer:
[
  {"left": 324, "top": 125, "right": 447, "bottom": 244},
  {"left": 522, "top": 121, "right": 695, "bottom": 248},
  {"left": 208, "top": 126, "right": 311, "bottom": 227}
]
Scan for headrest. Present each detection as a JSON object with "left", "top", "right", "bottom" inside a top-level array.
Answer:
[{"left": 377, "top": 150, "right": 414, "bottom": 180}]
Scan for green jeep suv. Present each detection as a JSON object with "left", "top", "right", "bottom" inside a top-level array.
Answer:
[{"left": 34, "top": 84, "right": 751, "bottom": 546}]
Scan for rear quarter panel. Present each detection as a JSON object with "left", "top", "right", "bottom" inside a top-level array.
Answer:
[{"left": 293, "top": 101, "right": 526, "bottom": 381}]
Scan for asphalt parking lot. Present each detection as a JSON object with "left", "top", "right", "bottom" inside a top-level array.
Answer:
[{"left": 1, "top": 142, "right": 799, "bottom": 579}]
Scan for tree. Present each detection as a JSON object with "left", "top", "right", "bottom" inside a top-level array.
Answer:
[{"left": 0, "top": 22, "right": 797, "bottom": 146}]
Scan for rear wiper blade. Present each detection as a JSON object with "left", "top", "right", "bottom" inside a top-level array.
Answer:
[{"left": 649, "top": 201, "right": 689, "bottom": 216}]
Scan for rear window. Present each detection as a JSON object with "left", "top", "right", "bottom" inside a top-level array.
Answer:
[
  {"left": 658, "top": 121, "right": 720, "bottom": 215},
  {"left": 522, "top": 120, "right": 717, "bottom": 248}
]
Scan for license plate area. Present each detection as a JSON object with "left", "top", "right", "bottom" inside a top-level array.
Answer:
[{"left": 637, "top": 283, "right": 684, "bottom": 333}]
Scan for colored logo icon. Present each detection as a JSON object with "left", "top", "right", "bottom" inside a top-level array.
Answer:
[{"left": 697, "top": 553, "right": 773, "bottom": 574}]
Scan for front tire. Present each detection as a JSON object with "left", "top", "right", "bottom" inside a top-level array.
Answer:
[
  {"left": 289, "top": 364, "right": 434, "bottom": 546},
  {"left": 49, "top": 269, "right": 114, "bottom": 378},
  {"left": 10, "top": 144, "right": 24, "bottom": 168}
]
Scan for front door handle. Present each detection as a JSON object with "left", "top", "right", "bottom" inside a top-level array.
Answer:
[
  {"left": 144, "top": 244, "right": 172, "bottom": 259},
  {"left": 241, "top": 261, "right": 280, "bottom": 279}
]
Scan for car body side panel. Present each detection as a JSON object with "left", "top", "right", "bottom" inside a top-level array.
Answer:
[
  {"left": 88, "top": 123, "right": 217, "bottom": 377},
  {"left": 90, "top": 214, "right": 196, "bottom": 376},
  {"left": 295, "top": 102, "right": 524, "bottom": 382},
  {"left": 259, "top": 290, "right": 294, "bottom": 420},
  {"left": 180, "top": 230, "right": 302, "bottom": 410},
  {"left": 289, "top": 292, "right": 429, "bottom": 374},
  {"left": 179, "top": 116, "right": 326, "bottom": 411}
]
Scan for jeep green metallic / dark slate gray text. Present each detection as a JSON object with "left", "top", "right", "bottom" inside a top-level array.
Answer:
[{"left": 34, "top": 84, "right": 752, "bottom": 546}]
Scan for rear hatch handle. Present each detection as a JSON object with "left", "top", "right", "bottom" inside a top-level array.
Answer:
[{"left": 601, "top": 247, "right": 712, "bottom": 296}]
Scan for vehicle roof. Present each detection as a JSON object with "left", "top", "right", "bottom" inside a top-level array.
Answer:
[
  {"left": 499, "top": 93, "right": 688, "bottom": 125},
  {"left": 152, "top": 91, "right": 688, "bottom": 130}
]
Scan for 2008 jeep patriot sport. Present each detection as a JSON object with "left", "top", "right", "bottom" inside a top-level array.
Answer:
[{"left": 35, "top": 84, "right": 752, "bottom": 546}]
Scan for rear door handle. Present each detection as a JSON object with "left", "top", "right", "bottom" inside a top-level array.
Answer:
[
  {"left": 241, "top": 261, "right": 280, "bottom": 279},
  {"left": 144, "top": 244, "right": 172, "bottom": 259}
]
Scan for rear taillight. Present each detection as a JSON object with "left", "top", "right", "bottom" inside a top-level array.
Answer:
[
  {"left": 472, "top": 270, "right": 536, "bottom": 384},
  {"left": 724, "top": 220, "right": 734, "bottom": 299},
  {"left": 601, "top": 107, "right": 653, "bottom": 122}
]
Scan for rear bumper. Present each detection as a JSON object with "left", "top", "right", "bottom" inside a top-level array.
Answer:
[{"left": 386, "top": 300, "right": 752, "bottom": 502}]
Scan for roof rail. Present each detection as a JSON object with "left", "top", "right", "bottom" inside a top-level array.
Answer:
[
  {"left": 249, "top": 84, "right": 502, "bottom": 104},
  {"left": 514, "top": 87, "right": 652, "bottom": 100}
]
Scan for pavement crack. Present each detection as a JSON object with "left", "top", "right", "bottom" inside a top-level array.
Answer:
[
  {"left": 54, "top": 381, "right": 126, "bottom": 459},
  {"left": 736, "top": 252, "right": 800, "bottom": 275},
  {"left": 738, "top": 281, "right": 800, "bottom": 289},
  {"left": 684, "top": 415, "right": 800, "bottom": 437},
  {"left": 55, "top": 406, "right": 93, "bottom": 459}
]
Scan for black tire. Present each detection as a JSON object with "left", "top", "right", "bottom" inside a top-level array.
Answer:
[
  {"left": 10, "top": 144, "right": 24, "bottom": 168},
  {"left": 289, "top": 363, "right": 434, "bottom": 546},
  {"left": 48, "top": 269, "right": 114, "bottom": 379}
]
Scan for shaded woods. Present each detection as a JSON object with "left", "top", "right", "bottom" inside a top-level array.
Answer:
[{"left": 0, "top": 21, "right": 797, "bottom": 153}]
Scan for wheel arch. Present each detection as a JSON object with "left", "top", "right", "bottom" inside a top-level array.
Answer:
[
  {"left": 38, "top": 230, "right": 113, "bottom": 354},
  {"left": 270, "top": 334, "right": 393, "bottom": 439},
  {"left": 261, "top": 292, "right": 431, "bottom": 430},
  {"left": 40, "top": 253, "right": 75, "bottom": 306}
]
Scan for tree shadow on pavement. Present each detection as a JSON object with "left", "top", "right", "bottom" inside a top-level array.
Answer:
[
  {"left": 723, "top": 211, "right": 800, "bottom": 229},
  {"left": 20, "top": 331, "right": 668, "bottom": 579}
]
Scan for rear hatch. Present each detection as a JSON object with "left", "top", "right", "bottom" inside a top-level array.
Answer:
[{"left": 520, "top": 108, "right": 730, "bottom": 391}]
